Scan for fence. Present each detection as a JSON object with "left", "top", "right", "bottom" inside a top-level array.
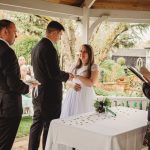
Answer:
[{"left": 96, "top": 96, "right": 149, "bottom": 110}]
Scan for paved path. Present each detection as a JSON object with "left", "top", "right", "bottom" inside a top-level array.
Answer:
[{"left": 12, "top": 136, "right": 42, "bottom": 150}]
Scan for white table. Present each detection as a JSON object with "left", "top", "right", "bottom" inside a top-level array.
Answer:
[{"left": 45, "top": 107, "right": 147, "bottom": 150}]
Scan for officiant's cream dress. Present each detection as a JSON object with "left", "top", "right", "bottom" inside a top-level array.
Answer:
[{"left": 61, "top": 64, "right": 98, "bottom": 118}]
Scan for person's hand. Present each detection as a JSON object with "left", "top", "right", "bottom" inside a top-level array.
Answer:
[
  {"left": 140, "top": 67, "right": 150, "bottom": 83},
  {"left": 30, "top": 82, "right": 39, "bottom": 88},
  {"left": 25, "top": 79, "right": 41, "bottom": 88},
  {"left": 73, "top": 83, "right": 81, "bottom": 91},
  {"left": 29, "top": 80, "right": 41, "bottom": 90},
  {"left": 69, "top": 73, "right": 74, "bottom": 81},
  {"left": 74, "top": 75, "right": 79, "bottom": 79},
  {"left": 29, "top": 83, "right": 38, "bottom": 92}
]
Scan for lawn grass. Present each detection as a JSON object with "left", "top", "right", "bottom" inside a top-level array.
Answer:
[{"left": 16, "top": 116, "right": 32, "bottom": 138}]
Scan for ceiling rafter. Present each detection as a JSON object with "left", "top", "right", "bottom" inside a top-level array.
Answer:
[
  {"left": 0, "top": 0, "right": 150, "bottom": 23},
  {"left": 85, "top": 0, "right": 96, "bottom": 8},
  {"left": 80, "top": 0, "right": 96, "bottom": 8},
  {"left": 93, "top": 1, "right": 150, "bottom": 11},
  {"left": 90, "top": 8, "right": 150, "bottom": 23}
]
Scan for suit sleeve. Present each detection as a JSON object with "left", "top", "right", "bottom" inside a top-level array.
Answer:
[
  {"left": 2, "top": 49, "right": 29, "bottom": 94},
  {"left": 40, "top": 46, "right": 69, "bottom": 82}
]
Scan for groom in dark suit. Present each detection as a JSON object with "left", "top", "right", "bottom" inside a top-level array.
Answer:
[
  {"left": 0, "top": 19, "right": 29, "bottom": 150},
  {"left": 28, "top": 21, "right": 73, "bottom": 150}
]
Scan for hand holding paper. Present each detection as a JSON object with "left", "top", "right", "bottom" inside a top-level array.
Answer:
[
  {"left": 140, "top": 67, "right": 150, "bottom": 83},
  {"left": 127, "top": 66, "right": 148, "bottom": 83}
]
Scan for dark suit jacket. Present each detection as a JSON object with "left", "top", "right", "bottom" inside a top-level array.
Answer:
[
  {"left": 0, "top": 40, "right": 29, "bottom": 117},
  {"left": 31, "top": 38, "right": 69, "bottom": 119}
]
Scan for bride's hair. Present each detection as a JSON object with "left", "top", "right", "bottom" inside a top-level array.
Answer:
[{"left": 74, "top": 44, "right": 94, "bottom": 78}]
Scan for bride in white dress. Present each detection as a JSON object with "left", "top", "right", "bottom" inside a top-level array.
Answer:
[
  {"left": 61, "top": 44, "right": 99, "bottom": 117},
  {"left": 54, "top": 44, "right": 99, "bottom": 150}
]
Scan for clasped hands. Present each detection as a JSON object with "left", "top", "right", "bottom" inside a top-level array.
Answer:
[
  {"left": 68, "top": 73, "right": 80, "bottom": 80},
  {"left": 68, "top": 73, "right": 81, "bottom": 92}
]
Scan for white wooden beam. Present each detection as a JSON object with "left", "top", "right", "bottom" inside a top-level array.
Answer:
[
  {"left": 0, "top": 4, "right": 76, "bottom": 20},
  {"left": 108, "top": 18, "right": 150, "bottom": 23},
  {"left": 0, "top": 0, "right": 82, "bottom": 18},
  {"left": 1, "top": 0, "right": 150, "bottom": 24},
  {"left": 89, "top": 15, "right": 108, "bottom": 38},
  {"left": 85, "top": 0, "right": 96, "bottom": 8},
  {"left": 90, "top": 9, "right": 150, "bottom": 22}
]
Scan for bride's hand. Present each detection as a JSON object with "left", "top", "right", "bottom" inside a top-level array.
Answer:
[
  {"left": 74, "top": 75, "right": 80, "bottom": 79},
  {"left": 73, "top": 83, "right": 81, "bottom": 91}
]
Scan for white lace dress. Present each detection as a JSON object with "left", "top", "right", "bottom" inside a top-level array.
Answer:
[{"left": 61, "top": 64, "right": 98, "bottom": 118}]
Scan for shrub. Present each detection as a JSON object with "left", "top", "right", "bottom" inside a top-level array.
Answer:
[
  {"left": 100, "top": 59, "right": 125, "bottom": 82},
  {"left": 13, "top": 35, "right": 40, "bottom": 64},
  {"left": 117, "top": 57, "right": 126, "bottom": 66}
]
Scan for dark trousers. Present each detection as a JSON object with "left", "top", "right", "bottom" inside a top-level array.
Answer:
[
  {"left": 28, "top": 112, "right": 51, "bottom": 150},
  {"left": 0, "top": 117, "right": 21, "bottom": 150}
]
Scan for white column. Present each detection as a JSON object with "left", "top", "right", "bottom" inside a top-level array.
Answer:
[{"left": 82, "top": 7, "right": 89, "bottom": 44}]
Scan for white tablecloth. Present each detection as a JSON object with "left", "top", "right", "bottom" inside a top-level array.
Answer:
[{"left": 45, "top": 107, "right": 147, "bottom": 150}]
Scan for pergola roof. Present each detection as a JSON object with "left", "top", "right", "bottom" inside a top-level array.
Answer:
[
  {"left": 44, "top": 0, "right": 150, "bottom": 11},
  {"left": 1, "top": 0, "right": 150, "bottom": 23}
]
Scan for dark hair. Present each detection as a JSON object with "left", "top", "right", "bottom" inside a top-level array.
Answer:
[
  {"left": 74, "top": 44, "right": 94, "bottom": 78},
  {"left": 46, "top": 21, "right": 65, "bottom": 33},
  {"left": 0, "top": 19, "right": 13, "bottom": 31}
]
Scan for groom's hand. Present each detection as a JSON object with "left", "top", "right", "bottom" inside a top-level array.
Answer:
[{"left": 69, "top": 73, "right": 74, "bottom": 81}]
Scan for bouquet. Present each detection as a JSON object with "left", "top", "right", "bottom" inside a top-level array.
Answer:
[{"left": 94, "top": 98, "right": 116, "bottom": 116}]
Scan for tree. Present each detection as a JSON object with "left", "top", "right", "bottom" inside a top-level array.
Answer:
[
  {"left": 10, "top": 12, "right": 49, "bottom": 37},
  {"left": 13, "top": 35, "right": 40, "bottom": 64},
  {"left": 90, "top": 21, "right": 150, "bottom": 63},
  {"left": 114, "top": 23, "right": 150, "bottom": 48},
  {"left": 0, "top": 10, "right": 149, "bottom": 70}
]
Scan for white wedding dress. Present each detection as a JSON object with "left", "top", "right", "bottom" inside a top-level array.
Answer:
[
  {"left": 53, "top": 64, "right": 98, "bottom": 150},
  {"left": 61, "top": 64, "right": 98, "bottom": 118}
]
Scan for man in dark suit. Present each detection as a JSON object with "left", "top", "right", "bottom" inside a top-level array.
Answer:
[
  {"left": 28, "top": 21, "right": 73, "bottom": 150},
  {"left": 0, "top": 19, "right": 29, "bottom": 150}
]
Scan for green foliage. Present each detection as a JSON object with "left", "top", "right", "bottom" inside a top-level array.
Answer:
[
  {"left": 130, "top": 23, "right": 150, "bottom": 35},
  {"left": 126, "top": 69, "right": 134, "bottom": 76},
  {"left": 10, "top": 12, "right": 49, "bottom": 37},
  {"left": 117, "top": 57, "right": 126, "bottom": 66},
  {"left": 103, "top": 98, "right": 111, "bottom": 107},
  {"left": 94, "top": 87, "right": 126, "bottom": 96},
  {"left": 117, "top": 66, "right": 126, "bottom": 77},
  {"left": 114, "top": 34, "right": 136, "bottom": 48},
  {"left": 113, "top": 23, "right": 150, "bottom": 48},
  {"left": 17, "top": 116, "right": 32, "bottom": 138},
  {"left": 94, "top": 101, "right": 101, "bottom": 109},
  {"left": 94, "top": 98, "right": 111, "bottom": 113},
  {"left": 100, "top": 59, "right": 116, "bottom": 70},
  {"left": 13, "top": 35, "right": 40, "bottom": 64},
  {"left": 100, "top": 59, "right": 125, "bottom": 82}
]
